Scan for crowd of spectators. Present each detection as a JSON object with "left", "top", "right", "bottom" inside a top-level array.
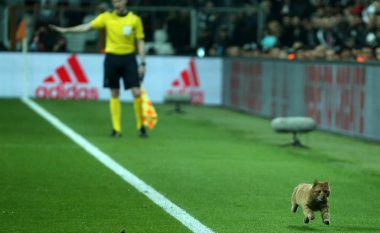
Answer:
[
  {"left": 185, "top": 0, "right": 380, "bottom": 62},
  {"left": 253, "top": 0, "right": 380, "bottom": 62},
  {"left": 8, "top": 0, "right": 380, "bottom": 62},
  {"left": 138, "top": 0, "right": 380, "bottom": 62}
]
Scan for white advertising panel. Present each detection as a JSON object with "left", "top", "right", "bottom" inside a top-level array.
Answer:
[{"left": 0, "top": 52, "right": 223, "bottom": 105}]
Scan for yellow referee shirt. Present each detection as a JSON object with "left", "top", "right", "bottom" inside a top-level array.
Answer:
[{"left": 90, "top": 11, "right": 145, "bottom": 55}]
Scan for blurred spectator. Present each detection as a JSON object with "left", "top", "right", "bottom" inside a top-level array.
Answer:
[
  {"left": 209, "top": 24, "right": 232, "bottom": 56},
  {"left": 0, "top": 40, "right": 7, "bottom": 51},
  {"left": 314, "top": 17, "right": 338, "bottom": 49},
  {"left": 196, "top": 0, "right": 220, "bottom": 54},
  {"left": 342, "top": 13, "right": 366, "bottom": 49},
  {"left": 325, "top": 48, "right": 339, "bottom": 60},
  {"left": 35, "top": 0, "right": 59, "bottom": 25},
  {"left": 375, "top": 47, "right": 380, "bottom": 60},
  {"left": 289, "top": 0, "right": 314, "bottom": 19},
  {"left": 145, "top": 29, "right": 174, "bottom": 55},
  {"left": 260, "top": 20, "right": 281, "bottom": 51},
  {"left": 260, "top": 0, "right": 280, "bottom": 23},
  {"left": 281, "top": 16, "right": 307, "bottom": 48},
  {"left": 359, "top": 46, "right": 375, "bottom": 61},
  {"left": 302, "top": 18, "right": 319, "bottom": 48},
  {"left": 338, "top": 46, "right": 355, "bottom": 60},
  {"left": 280, "top": 14, "right": 293, "bottom": 47},
  {"left": 230, "top": 4, "right": 258, "bottom": 48},
  {"left": 311, "top": 45, "right": 327, "bottom": 60},
  {"left": 166, "top": 10, "right": 191, "bottom": 54},
  {"left": 30, "top": 25, "right": 66, "bottom": 52},
  {"left": 61, "top": 0, "right": 87, "bottom": 26},
  {"left": 362, "top": 1, "right": 380, "bottom": 24}
]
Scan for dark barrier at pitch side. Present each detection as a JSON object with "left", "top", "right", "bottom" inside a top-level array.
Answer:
[{"left": 222, "top": 58, "right": 380, "bottom": 141}]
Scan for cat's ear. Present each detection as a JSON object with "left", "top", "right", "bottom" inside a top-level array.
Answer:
[{"left": 313, "top": 179, "right": 319, "bottom": 186}]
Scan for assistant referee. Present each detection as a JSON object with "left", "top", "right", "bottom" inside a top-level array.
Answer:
[{"left": 50, "top": 0, "right": 147, "bottom": 138}]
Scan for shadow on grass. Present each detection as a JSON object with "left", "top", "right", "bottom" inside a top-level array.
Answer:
[
  {"left": 279, "top": 143, "right": 311, "bottom": 149},
  {"left": 287, "top": 225, "right": 321, "bottom": 231},
  {"left": 332, "top": 226, "right": 380, "bottom": 232},
  {"left": 287, "top": 225, "right": 380, "bottom": 232}
]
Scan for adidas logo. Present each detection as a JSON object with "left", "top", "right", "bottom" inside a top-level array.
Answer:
[
  {"left": 35, "top": 54, "right": 98, "bottom": 100},
  {"left": 167, "top": 58, "right": 204, "bottom": 104}
]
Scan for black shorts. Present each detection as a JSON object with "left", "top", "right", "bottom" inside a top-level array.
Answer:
[{"left": 103, "top": 53, "right": 140, "bottom": 90}]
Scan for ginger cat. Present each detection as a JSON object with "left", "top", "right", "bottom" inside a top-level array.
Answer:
[{"left": 291, "top": 180, "right": 330, "bottom": 225}]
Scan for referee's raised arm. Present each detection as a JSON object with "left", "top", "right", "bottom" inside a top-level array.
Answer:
[{"left": 49, "top": 23, "right": 93, "bottom": 34}]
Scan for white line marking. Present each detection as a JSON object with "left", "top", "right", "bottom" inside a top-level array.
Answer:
[{"left": 21, "top": 97, "right": 214, "bottom": 233}]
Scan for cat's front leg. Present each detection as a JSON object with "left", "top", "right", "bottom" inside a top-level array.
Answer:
[
  {"left": 321, "top": 206, "right": 330, "bottom": 225},
  {"left": 302, "top": 206, "right": 315, "bottom": 223},
  {"left": 291, "top": 202, "right": 298, "bottom": 213}
]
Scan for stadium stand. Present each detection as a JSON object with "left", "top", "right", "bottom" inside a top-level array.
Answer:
[{"left": 2, "top": 0, "right": 380, "bottom": 62}]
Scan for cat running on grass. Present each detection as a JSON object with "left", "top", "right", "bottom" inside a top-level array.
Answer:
[{"left": 291, "top": 180, "right": 331, "bottom": 225}]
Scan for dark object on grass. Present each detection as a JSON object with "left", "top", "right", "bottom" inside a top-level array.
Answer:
[
  {"left": 110, "top": 129, "right": 121, "bottom": 138},
  {"left": 139, "top": 126, "right": 148, "bottom": 138},
  {"left": 271, "top": 117, "right": 316, "bottom": 147},
  {"left": 164, "top": 93, "right": 192, "bottom": 113}
]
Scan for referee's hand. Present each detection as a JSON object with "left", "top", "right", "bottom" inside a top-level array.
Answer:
[{"left": 138, "top": 64, "right": 145, "bottom": 82}]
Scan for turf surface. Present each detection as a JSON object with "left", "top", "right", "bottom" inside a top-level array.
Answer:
[{"left": 1, "top": 99, "right": 380, "bottom": 233}]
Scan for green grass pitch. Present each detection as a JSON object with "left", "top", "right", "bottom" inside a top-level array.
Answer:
[{"left": 1, "top": 99, "right": 380, "bottom": 233}]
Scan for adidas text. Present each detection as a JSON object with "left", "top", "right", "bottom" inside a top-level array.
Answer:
[{"left": 35, "top": 84, "right": 99, "bottom": 100}]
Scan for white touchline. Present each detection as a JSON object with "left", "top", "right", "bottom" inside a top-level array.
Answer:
[{"left": 21, "top": 97, "right": 214, "bottom": 233}]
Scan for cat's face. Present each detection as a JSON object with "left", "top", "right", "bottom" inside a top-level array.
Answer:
[{"left": 311, "top": 180, "right": 330, "bottom": 202}]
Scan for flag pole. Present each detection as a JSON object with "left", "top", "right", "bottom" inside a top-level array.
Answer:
[{"left": 18, "top": 17, "right": 29, "bottom": 99}]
